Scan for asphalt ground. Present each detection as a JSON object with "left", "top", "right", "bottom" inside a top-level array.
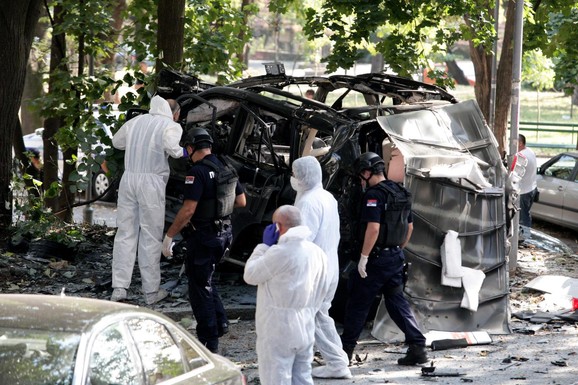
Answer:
[{"left": 72, "top": 201, "right": 578, "bottom": 385}]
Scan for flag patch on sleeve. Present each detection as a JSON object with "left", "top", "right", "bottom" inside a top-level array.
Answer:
[
  {"left": 366, "top": 199, "right": 377, "bottom": 207},
  {"left": 185, "top": 176, "right": 195, "bottom": 184}
]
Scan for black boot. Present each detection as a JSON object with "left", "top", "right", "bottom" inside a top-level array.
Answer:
[
  {"left": 201, "top": 339, "right": 219, "bottom": 354},
  {"left": 218, "top": 322, "right": 229, "bottom": 337},
  {"left": 397, "top": 344, "right": 428, "bottom": 366},
  {"left": 342, "top": 345, "right": 354, "bottom": 363}
]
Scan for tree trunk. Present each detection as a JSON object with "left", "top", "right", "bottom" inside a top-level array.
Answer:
[
  {"left": 22, "top": 11, "right": 48, "bottom": 134},
  {"left": 572, "top": 86, "right": 578, "bottom": 107},
  {"left": 446, "top": 59, "right": 469, "bottom": 86},
  {"left": 44, "top": 4, "right": 67, "bottom": 215},
  {"left": 12, "top": 119, "right": 30, "bottom": 175},
  {"left": 466, "top": 12, "right": 492, "bottom": 125},
  {"left": 239, "top": 0, "right": 253, "bottom": 66},
  {"left": 22, "top": 62, "right": 45, "bottom": 134},
  {"left": 0, "top": 0, "right": 43, "bottom": 230},
  {"left": 157, "top": 0, "right": 185, "bottom": 70},
  {"left": 468, "top": 0, "right": 516, "bottom": 154},
  {"left": 102, "top": 0, "right": 127, "bottom": 102},
  {"left": 371, "top": 53, "right": 384, "bottom": 73},
  {"left": 493, "top": 0, "right": 516, "bottom": 154}
]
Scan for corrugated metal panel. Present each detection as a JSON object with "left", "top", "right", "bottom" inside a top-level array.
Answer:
[{"left": 372, "top": 100, "right": 511, "bottom": 341}]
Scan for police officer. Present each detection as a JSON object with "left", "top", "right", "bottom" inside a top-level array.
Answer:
[
  {"left": 340, "top": 152, "right": 428, "bottom": 366},
  {"left": 163, "top": 128, "right": 246, "bottom": 353}
]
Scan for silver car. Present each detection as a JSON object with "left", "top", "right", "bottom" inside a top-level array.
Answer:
[
  {"left": 532, "top": 151, "right": 578, "bottom": 231},
  {"left": 0, "top": 294, "right": 245, "bottom": 385}
]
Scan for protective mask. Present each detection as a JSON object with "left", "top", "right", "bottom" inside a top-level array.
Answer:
[{"left": 290, "top": 176, "right": 303, "bottom": 192}]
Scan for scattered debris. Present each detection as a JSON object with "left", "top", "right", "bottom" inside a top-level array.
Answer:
[
  {"left": 431, "top": 338, "right": 468, "bottom": 351},
  {"left": 551, "top": 360, "right": 568, "bottom": 367},
  {"left": 525, "top": 275, "right": 578, "bottom": 299},
  {"left": 425, "top": 330, "right": 492, "bottom": 348},
  {"left": 512, "top": 323, "right": 545, "bottom": 334},
  {"left": 421, "top": 363, "right": 464, "bottom": 377},
  {"left": 503, "top": 356, "right": 529, "bottom": 362},
  {"left": 498, "top": 362, "right": 521, "bottom": 371}
]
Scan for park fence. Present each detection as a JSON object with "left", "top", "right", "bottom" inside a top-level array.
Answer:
[{"left": 516, "top": 121, "right": 578, "bottom": 152}]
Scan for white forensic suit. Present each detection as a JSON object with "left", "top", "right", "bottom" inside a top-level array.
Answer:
[
  {"left": 111, "top": 96, "right": 182, "bottom": 295},
  {"left": 244, "top": 225, "right": 329, "bottom": 385},
  {"left": 291, "top": 156, "right": 351, "bottom": 376}
]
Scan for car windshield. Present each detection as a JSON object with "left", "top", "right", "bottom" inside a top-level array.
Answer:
[{"left": 0, "top": 327, "right": 80, "bottom": 385}]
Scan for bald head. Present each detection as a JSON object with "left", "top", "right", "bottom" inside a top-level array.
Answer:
[
  {"left": 167, "top": 99, "right": 181, "bottom": 121},
  {"left": 273, "top": 205, "right": 302, "bottom": 235}
]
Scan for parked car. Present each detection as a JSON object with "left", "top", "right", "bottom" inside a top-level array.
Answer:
[
  {"left": 156, "top": 68, "right": 513, "bottom": 338},
  {"left": 531, "top": 151, "right": 578, "bottom": 231},
  {"left": 22, "top": 127, "right": 63, "bottom": 176},
  {"left": 0, "top": 294, "right": 245, "bottom": 385},
  {"left": 21, "top": 108, "right": 121, "bottom": 202}
]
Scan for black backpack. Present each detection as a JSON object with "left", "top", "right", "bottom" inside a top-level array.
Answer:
[
  {"left": 194, "top": 155, "right": 239, "bottom": 219},
  {"left": 373, "top": 180, "right": 412, "bottom": 247}
]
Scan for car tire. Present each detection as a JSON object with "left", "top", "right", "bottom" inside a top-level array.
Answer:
[{"left": 92, "top": 169, "right": 117, "bottom": 202}]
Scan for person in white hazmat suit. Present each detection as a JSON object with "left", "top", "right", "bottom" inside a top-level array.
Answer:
[
  {"left": 291, "top": 156, "right": 352, "bottom": 379},
  {"left": 244, "top": 205, "right": 330, "bottom": 385},
  {"left": 110, "top": 95, "right": 182, "bottom": 305}
]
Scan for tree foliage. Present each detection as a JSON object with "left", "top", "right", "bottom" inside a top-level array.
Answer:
[
  {"left": 182, "top": 0, "right": 258, "bottom": 83},
  {"left": 301, "top": 0, "right": 578, "bottom": 152},
  {"left": 122, "top": 0, "right": 258, "bottom": 84},
  {"left": 522, "top": 49, "right": 555, "bottom": 92},
  {"left": 304, "top": 1, "right": 494, "bottom": 77},
  {"left": 526, "top": 5, "right": 578, "bottom": 92},
  {"left": 38, "top": 1, "right": 125, "bottom": 219},
  {"left": 9, "top": 0, "right": 257, "bottom": 222}
]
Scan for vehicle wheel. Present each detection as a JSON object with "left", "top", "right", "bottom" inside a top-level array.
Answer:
[{"left": 93, "top": 169, "right": 117, "bottom": 202}]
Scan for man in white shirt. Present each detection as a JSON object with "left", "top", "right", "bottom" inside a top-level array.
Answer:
[{"left": 514, "top": 134, "right": 538, "bottom": 241}]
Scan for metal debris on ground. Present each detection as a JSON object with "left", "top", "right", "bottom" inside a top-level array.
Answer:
[{"left": 421, "top": 364, "right": 464, "bottom": 377}]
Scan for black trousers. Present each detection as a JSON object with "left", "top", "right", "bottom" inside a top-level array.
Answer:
[
  {"left": 185, "top": 229, "right": 228, "bottom": 352},
  {"left": 341, "top": 248, "right": 426, "bottom": 350}
]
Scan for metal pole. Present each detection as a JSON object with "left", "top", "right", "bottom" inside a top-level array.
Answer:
[
  {"left": 508, "top": 0, "right": 524, "bottom": 274},
  {"left": 489, "top": 1, "right": 500, "bottom": 130}
]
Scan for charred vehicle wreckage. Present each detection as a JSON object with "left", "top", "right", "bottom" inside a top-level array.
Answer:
[{"left": 129, "top": 67, "right": 515, "bottom": 341}]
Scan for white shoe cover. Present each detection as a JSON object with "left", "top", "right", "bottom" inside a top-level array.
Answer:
[
  {"left": 312, "top": 365, "right": 352, "bottom": 379},
  {"left": 111, "top": 288, "right": 127, "bottom": 302},
  {"left": 145, "top": 288, "right": 168, "bottom": 305}
]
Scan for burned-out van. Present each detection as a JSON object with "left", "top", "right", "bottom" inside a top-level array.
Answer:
[{"left": 158, "top": 69, "right": 512, "bottom": 339}]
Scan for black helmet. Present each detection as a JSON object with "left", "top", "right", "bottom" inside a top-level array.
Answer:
[
  {"left": 182, "top": 128, "right": 213, "bottom": 149},
  {"left": 354, "top": 152, "right": 385, "bottom": 175}
]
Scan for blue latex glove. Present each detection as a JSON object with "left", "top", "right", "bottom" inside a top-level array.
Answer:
[{"left": 263, "top": 223, "right": 280, "bottom": 246}]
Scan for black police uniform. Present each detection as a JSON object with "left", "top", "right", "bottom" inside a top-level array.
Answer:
[
  {"left": 341, "top": 180, "right": 426, "bottom": 355},
  {"left": 183, "top": 153, "right": 242, "bottom": 352}
]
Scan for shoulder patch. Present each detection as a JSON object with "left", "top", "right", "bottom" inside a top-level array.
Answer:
[
  {"left": 185, "top": 176, "right": 195, "bottom": 184},
  {"left": 366, "top": 199, "right": 378, "bottom": 207}
]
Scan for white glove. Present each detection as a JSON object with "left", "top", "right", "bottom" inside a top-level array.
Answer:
[
  {"left": 162, "top": 235, "right": 174, "bottom": 258},
  {"left": 358, "top": 254, "right": 369, "bottom": 278}
]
